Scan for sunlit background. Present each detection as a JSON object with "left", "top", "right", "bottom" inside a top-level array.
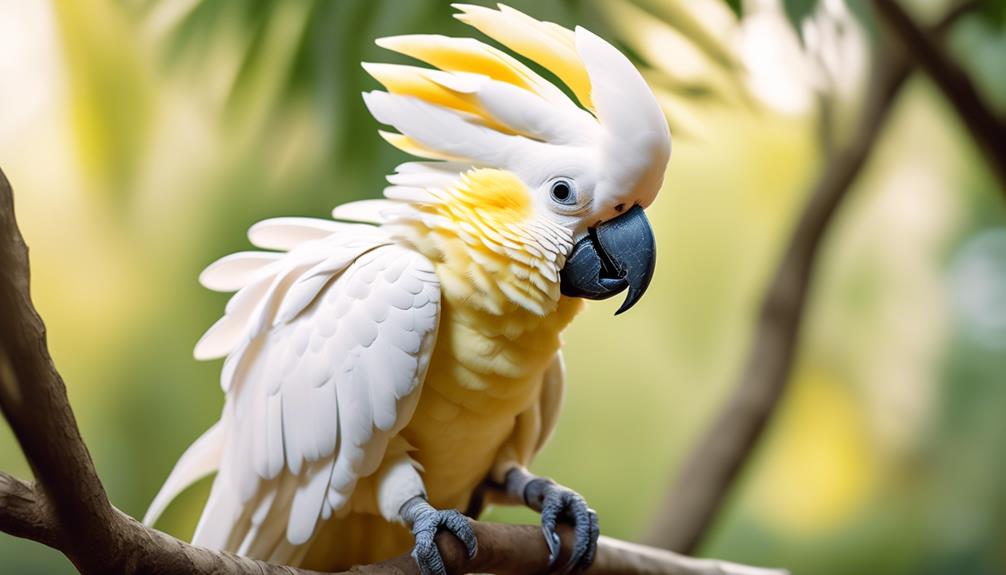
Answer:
[{"left": 1, "top": 0, "right": 1004, "bottom": 573}]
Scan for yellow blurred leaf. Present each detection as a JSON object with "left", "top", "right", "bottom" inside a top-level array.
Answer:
[
  {"left": 53, "top": 0, "right": 154, "bottom": 200},
  {"left": 748, "top": 368, "right": 877, "bottom": 535}
]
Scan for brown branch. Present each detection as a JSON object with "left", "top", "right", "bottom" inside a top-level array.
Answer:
[
  {"left": 0, "top": 473, "right": 784, "bottom": 575},
  {"left": 644, "top": 1, "right": 988, "bottom": 554},
  {"left": 644, "top": 29, "right": 918, "bottom": 557},
  {"left": 0, "top": 170, "right": 787, "bottom": 573},
  {"left": 0, "top": 166, "right": 130, "bottom": 573},
  {"left": 873, "top": 0, "right": 1006, "bottom": 190},
  {"left": 0, "top": 473, "right": 59, "bottom": 549}
]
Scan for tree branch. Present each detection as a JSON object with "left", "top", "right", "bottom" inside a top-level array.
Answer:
[
  {"left": 0, "top": 471, "right": 784, "bottom": 575},
  {"left": 644, "top": 27, "right": 918, "bottom": 556},
  {"left": 0, "top": 166, "right": 128, "bottom": 573},
  {"left": 0, "top": 472, "right": 59, "bottom": 549},
  {"left": 873, "top": 0, "right": 1006, "bottom": 190},
  {"left": 644, "top": 1, "right": 988, "bottom": 553},
  {"left": 0, "top": 169, "right": 787, "bottom": 573}
]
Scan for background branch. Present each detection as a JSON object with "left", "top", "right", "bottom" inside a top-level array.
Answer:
[
  {"left": 643, "top": 1, "right": 989, "bottom": 554},
  {"left": 873, "top": 0, "right": 1006, "bottom": 190},
  {"left": 644, "top": 27, "right": 916, "bottom": 556},
  {"left": 0, "top": 169, "right": 787, "bottom": 573}
]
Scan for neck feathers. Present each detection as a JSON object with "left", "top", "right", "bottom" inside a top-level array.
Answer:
[{"left": 391, "top": 169, "right": 572, "bottom": 317}]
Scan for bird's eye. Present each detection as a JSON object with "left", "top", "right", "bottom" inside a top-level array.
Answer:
[{"left": 549, "top": 178, "right": 576, "bottom": 206}]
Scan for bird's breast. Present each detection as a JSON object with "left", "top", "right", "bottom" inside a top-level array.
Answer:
[{"left": 399, "top": 295, "right": 581, "bottom": 510}]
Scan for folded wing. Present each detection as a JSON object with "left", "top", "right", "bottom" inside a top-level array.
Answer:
[{"left": 146, "top": 218, "right": 441, "bottom": 564}]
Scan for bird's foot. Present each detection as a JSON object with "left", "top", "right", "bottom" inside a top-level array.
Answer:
[
  {"left": 523, "top": 476, "right": 600, "bottom": 573},
  {"left": 400, "top": 496, "right": 477, "bottom": 575}
]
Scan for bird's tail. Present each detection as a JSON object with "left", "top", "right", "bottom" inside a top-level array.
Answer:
[
  {"left": 143, "top": 422, "right": 225, "bottom": 527},
  {"left": 143, "top": 421, "right": 412, "bottom": 570},
  {"left": 299, "top": 512, "right": 413, "bottom": 570}
]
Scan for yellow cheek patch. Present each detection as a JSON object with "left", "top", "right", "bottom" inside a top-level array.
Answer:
[
  {"left": 390, "top": 168, "right": 573, "bottom": 317},
  {"left": 447, "top": 169, "right": 532, "bottom": 224}
]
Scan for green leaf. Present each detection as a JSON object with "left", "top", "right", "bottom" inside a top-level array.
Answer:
[
  {"left": 980, "top": 0, "right": 1006, "bottom": 25},
  {"left": 630, "top": 0, "right": 744, "bottom": 74},
  {"left": 782, "top": 0, "right": 819, "bottom": 39},
  {"left": 844, "top": 0, "right": 878, "bottom": 43},
  {"left": 722, "top": 0, "right": 743, "bottom": 20}
]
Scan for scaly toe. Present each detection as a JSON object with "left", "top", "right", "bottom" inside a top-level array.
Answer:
[
  {"left": 404, "top": 498, "right": 479, "bottom": 575},
  {"left": 441, "top": 509, "right": 478, "bottom": 559},
  {"left": 561, "top": 494, "right": 594, "bottom": 573},
  {"left": 581, "top": 509, "right": 600, "bottom": 570},
  {"left": 535, "top": 483, "right": 599, "bottom": 574}
]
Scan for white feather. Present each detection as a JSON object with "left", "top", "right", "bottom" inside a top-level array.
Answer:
[
  {"left": 199, "top": 252, "right": 283, "bottom": 293},
  {"left": 330, "top": 199, "right": 406, "bottom": 224},
  {"left": 386, "top": 161, "right": 466, "bottom": 192},
  {"left": 362, "top": 90, "right": 542, "bottom": 167},
  {"left": 474, "top": 79, "right": 597, "bottom": 145},
  {"left": 248, "top": 218, "right": 370, "bottom": 251},
  {"left": 143, "top": 422, "right": 225, "bottom": 527},
  {"left": 575, "top": 26, "right": 670, "bottom": 208},
  {"left": 186, "top": 236, "right": 441, "bottom": 558}
]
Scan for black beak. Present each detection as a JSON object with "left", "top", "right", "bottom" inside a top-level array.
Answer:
[{"left": 559, "top": 204, "right": 656, "bottom": 315}]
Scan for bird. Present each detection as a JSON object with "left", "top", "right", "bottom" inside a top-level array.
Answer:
[{"left": 144, "top": 4, "right": 670, "bottom": 574}]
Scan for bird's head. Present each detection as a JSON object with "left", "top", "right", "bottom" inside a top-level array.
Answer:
[{"left": 361, "top": 3, "right": 671, "bottom": 315}]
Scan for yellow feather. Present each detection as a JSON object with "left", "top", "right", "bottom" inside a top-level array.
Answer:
[
  {"left": 375, "top": 34, "right": 567, "bottom": 106},
  {"left": 453, "top": 3, "right": 595, "bottom": 111},
  {"left": 362, "top": 63, "right": 516, "bottom": 134},
  {"left": 387, "top": 166, "right": 581, "bottom": 516},
  {"left": 377, "top": 131, "right": 460, "bottom": 161},
  {"left": 453, "top": 169, "right": 532, "bottom": 221}
]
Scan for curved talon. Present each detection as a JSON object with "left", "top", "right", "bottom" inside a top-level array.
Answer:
[
  {"left": 527, "top": 479, "right": 600, "bottom": 573},
  {"left": 401, "top": 497, "right": 477, "bottom": 575}
]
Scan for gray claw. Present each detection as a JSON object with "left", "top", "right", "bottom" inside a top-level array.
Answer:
[
  {"left": 582, "top": 509, "right": 600, "bottom": 569},
  {"left": 402, "top": 497, "right": 478, "bottom": 575},
  {"left": 528, "top": 480, "right": 599, "bottom": 573}
]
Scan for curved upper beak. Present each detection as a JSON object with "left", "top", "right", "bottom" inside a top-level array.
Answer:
[{"left": 559, "top": 204, "right": 656, "bottom": 315}]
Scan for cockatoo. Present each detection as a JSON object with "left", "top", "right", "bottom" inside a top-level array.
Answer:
[{"left": 145, "top": 4, "right": 670, "bottom": 574}]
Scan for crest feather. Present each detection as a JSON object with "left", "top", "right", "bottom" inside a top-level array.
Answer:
[
  {"left": 374, "top": 34, "right": 570, "bottom": 107},
  {"left": 365, "top": 4, "right": 671, "bottom": 212},
  {"left": 453, "top": 3, "right": 594, "bottom": 111},
  {"left": 362, "top": 63, "right": 515, "bottom": 134}
]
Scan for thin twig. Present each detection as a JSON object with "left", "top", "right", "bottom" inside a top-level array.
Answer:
[
  {"left": 0, "top": 168, "right": 787, "bottom": 574},
  {"left": 873, "top": 0, "right": 1006, "bottom": 190}
]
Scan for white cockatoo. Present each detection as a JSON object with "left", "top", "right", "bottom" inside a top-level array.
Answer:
[{"left": 145, "top": 4, "right": 670, "bottom": 573}]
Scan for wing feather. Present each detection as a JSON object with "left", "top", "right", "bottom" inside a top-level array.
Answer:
[
  {"left": 200, "top": 252, "right": 284, "bottom": 292},
  {"left": 177, "top": 222, "right": 440, "bottom": 560},
  {"left": 143, "top": 422, "right": 225, "bottom": 527},
  {"left": 248, "top": 218, "right": 368, "bottom": 251}
]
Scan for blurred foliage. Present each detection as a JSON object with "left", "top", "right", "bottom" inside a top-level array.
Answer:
[
  {"left": 1, "top": 1, "right": 1005, "bottom": 575},
  {"left": 56, "top": 0, "right": 153, "bottom": 202},
  {"left": 783, "top": 0, "right": 821, "bottom": 34},
  {"left": 725, "top": 0, "right": 745, "bottom": 18}
]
